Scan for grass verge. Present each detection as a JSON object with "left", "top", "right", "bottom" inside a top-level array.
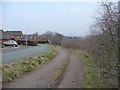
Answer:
[
  {"left": 2, "top": 45, "right": 57, "bottom": 84},
  {"left": 76, "top": 50, "right": 105, "bottom": 88}
]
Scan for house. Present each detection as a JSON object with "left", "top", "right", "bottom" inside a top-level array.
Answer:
[
  {"left": 5, "top": 31, "right": 23, "bottom": 41},
  {"left": 0, "top": 29, "right": 49, "bottom": 46},
  {"left": 0, "top": 30, "right": 23, "bottom": 45}
]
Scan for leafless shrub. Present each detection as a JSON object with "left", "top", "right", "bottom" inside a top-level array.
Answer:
[
  {"left": 61, "top": 38, "right": 81, "bottom": 49},
  {"left": 80, "top": 2, "right": 118, "bottom": 88}
]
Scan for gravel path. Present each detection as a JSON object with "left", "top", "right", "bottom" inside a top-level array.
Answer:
[
  {"left": 3, "top": 47, "right": 84, "bottom": 88},
  {"left": 3, "top": 46, "right": 68, "bottom": 88},
  {"left": 58, "top": 53, "right": 84, "bottom": 88}
]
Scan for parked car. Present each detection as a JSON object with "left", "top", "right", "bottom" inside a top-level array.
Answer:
[{"left": 2, "top": 40, "right": 18, "bottom": 47}]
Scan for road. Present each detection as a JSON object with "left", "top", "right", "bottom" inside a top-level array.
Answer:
[
  {"left": 3, "top": 47, "right": 83, "bottom": 88},
  {"left": 2, "top": 44, "right": 49, "bottom": 64},
  {"left": 2, "top": 46, "right": 30, "bottom": 54}
]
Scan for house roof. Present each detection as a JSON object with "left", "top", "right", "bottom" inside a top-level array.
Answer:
[
  {"left": 5, "top": 31, "right": 22, "bottom": 35},
  {"left": 1, "top": 30, "right": 23, "bottom": 40}
]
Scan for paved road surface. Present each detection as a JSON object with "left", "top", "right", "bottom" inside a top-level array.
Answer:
[
  {"left": 2, "top": 44, "right": 49, "bottom": 64},
  {"left": 3, "top": 47, "right": 83, "bottom": 88},
  {"left": 2, "top": 46, "right": 30, "bottom": 54}
]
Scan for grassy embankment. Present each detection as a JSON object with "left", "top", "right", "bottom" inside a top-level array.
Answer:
[
  {"left": 2, "top": 45, "right": 57, "bottom": 84},
  {"left": 76, "top": 50, "right": 105, "bottom": 88}
]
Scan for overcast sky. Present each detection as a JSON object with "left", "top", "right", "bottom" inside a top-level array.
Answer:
[{"left": 1, "top": 1, "right": 99, "bottom": 36}]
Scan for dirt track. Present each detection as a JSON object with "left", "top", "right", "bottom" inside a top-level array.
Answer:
[
  {"left": 3, "top": 47, "right": 83, "bottom": 88},
  {"left": 58, "top": 53, "right": 83, "bottom": 88}
]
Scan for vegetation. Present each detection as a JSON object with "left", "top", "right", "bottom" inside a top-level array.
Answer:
[
  {"left": 62, "top": 38, "right": 81, "bottom": 49},
  {"left": 79, "top": 2, "right": 118, "bottom": 88},
  {"left": 1, "top": 1, "right": 118, "bottom": 88},
  {"left": 61, "top": 2, "right": 118, "bottom": 88},
  {"left": 76, "top": 51, "right": 105, "bottom": 88},
  {"left": 2, "top": 45, "right": 57, "bottom": 84},
  {"left": 27, "top": 40, "right": 38, "bottom": 46},
  {"left": 42, "top": 31, "right": 63, "bottom": 45}
]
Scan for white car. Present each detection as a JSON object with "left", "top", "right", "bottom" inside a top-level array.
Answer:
[{"left": 3, "top": 40, "right": 18, "bottom": 47}]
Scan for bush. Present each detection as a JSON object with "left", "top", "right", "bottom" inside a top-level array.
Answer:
[{"left": 28, "top": 41, "right": 38, "bottom": 46}]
